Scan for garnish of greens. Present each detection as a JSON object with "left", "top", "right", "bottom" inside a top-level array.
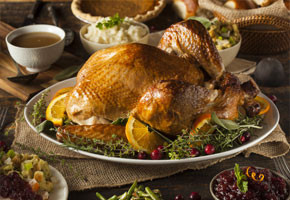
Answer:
[
  {"left": 32, "top": 90, "right": 262, "bottom": 160},
  {"left": 188, "top": 16, "right": 212, "bottom": 29},
  {"left": 234, "top": 163, "right": 248, "bottom": 193},
  {"left": 160, "top": 112, "right": 262, "bottom": 160},
  {"left": 31, "top": 91, "right": 48, "bottom": 126},
  {"left": 96, "top": 13, "right": 124, "bottom": 30},
  {"left": 53, "top": 64, "right": 83, "bottom": 81},
  {"left": 96, "top": 180, "right": 162, "bottom": 200}
]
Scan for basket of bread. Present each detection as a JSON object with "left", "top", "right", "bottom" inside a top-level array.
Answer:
[{"left": 173, "top": 0, "right": 290, "bottom": 55}]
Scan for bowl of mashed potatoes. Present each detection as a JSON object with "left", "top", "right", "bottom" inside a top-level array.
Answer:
[{"left": 80, "top": 16, "right": 149, "bottom": 54}]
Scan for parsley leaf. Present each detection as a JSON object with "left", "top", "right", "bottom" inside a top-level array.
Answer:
[
  {"left": 96, "top": 13, "right": 124, "bottom": 30},
  {"left": 234, "top": 163, "right": 248, "bottom": 193}
]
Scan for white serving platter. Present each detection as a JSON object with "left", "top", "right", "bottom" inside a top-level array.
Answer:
[{"left": 24, "top": 77, "right": 279, "bottom": 165}]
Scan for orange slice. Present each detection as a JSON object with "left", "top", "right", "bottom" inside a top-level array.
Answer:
[
  {"left": 192, "top": 113, "right": 213, "bottom": 135},
  {"left": 254, "top": 96, "right": 270, "bottom": 115},
  {"left": 52, "top": 87, "right": 73, "bottom": 99},
  {"left": 46, "top": 93, "right": 68, "bottom": 126},
  {"left": 125, "top": 116, "right": 165, "bottom": 153}
]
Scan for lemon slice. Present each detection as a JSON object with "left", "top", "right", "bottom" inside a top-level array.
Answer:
[
  {"left": 125, "top": 116, "right": 164, "bottom": 153},
  {"left": 46, "top": 93, "right": 68, "bottom": 126}
]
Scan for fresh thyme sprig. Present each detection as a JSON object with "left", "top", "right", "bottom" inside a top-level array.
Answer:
[
  {"left": 161, "top": 113, "right": 263, "bottom": 160},
  {"left": 62, "top": 134, "right": 137, "bottom": 158},
  {"left": 31, "top": 91, "right": 48, "bottom": 126},
  {"left": 96, "top": 13, "right": 124, "bottom": 30}
]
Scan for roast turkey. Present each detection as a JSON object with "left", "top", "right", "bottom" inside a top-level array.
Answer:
[{"left": 66, "top": 20, "right": 225, "bottom": 125}]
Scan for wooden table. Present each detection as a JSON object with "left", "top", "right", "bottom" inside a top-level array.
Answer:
[{"left": 0, "top": 1, "right": 289, "bottom": 199}]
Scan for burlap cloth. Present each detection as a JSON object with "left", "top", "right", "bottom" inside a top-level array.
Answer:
[
  {"left": 12, "top": 71, "right": 290, "bottom": 191},
  {"left": 199, "top": 0, "right": 289, "bottom": 20}
]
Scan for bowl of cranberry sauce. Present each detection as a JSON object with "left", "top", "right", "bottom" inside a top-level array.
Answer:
[{"left": 210, "top": 166, "right": 290, "bottom": 200}]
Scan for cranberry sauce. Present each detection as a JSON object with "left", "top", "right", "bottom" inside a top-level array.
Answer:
[
  {"left": 212, "top": 167, "right": 289, "bottom": 200},
  {"left": 0, "top": 172, "right": 42, "bottom": 200}
]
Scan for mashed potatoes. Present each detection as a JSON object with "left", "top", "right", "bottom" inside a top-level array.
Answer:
[{"left": 84, "top": 17, "right": 148, "bottom": 44}]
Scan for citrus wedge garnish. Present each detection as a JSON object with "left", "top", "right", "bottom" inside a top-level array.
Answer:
[
  {"left": 125, "top": 116, "right": 165, "bottom": 153},
  {"left": 52, "top": 87, "right": 73, "bottom": 99},
  {"left": 192, "top": 113, "right": 213, "bottom": 135},
  {"left": 46, "top": 93, "right": 68, "bottom": 126},
  {"left": 254, "top": 96, "right": 270, "bottom": 115}
]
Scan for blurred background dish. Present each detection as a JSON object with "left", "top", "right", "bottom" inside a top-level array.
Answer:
[
  {"left": 80, "top": 19, "right": 149, "bottom": 54},
  {"left": 5, "top": 24, "right": 65, "bottom": 73},
  {"left": 71, "top": 0, "right": 166, "bottom": 23}
]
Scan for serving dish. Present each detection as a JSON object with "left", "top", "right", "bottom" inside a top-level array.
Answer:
[
  {"left": 71, "top": 0, "right": 166, "bottom": 23},
  {"left": 24, "top": 77, "right": 279, "bottom": 165},
  {"left": 209, "top": 166, "right": 290, "bottom": 200},
  {"left": 48, "top": 166, "right": 69, "bottom": 200},
  {"left": 79, "top": 21, "right": 149, "bottom": 54}
]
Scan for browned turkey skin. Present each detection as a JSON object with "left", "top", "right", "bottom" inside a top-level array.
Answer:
[
  {"left": 66, "top": 19, "right": 259, "bottom": 136},
  {"left": 133, "top": 73, "right": 259, "bottom": 135}
]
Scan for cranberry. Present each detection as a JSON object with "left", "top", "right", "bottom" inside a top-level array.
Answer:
[
  {"left": 190, "top": 148, "right": 200, "bottom": 157},
  {"left": 240, "top": 132, "right": 251, "bottom": 144},
  {"left": 189, "top": 192, "right": 201, "bottom": 200},
  {"left": 137, "top": 151, "right": 147, "bottom": 159},
  {"left": 174, "top": 194, "right": 184, "bottom": 200},
  {"left": 0, "top": 140, "right": 7, "bottom": 152},
  {"left": 204, "top": 144, "right": 215, "bottom": 155},
  {"left": 268, "top": 94, "right": 277, "bottom": 104},
  {"left": 151, "top": 149, "right": 162, "bottom": 160},
  {"left": 157, "top": 145, "right": 164, "bottom": 151}
]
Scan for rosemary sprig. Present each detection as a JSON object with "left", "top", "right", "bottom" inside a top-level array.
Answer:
[{"left": 31, "top": 91, "right": 48, "bottom": 126}]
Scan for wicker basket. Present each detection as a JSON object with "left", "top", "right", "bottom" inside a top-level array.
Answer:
[
  {"left": 215, "top": 14, "right": 290, "bottom": 55},
  {"left": 199, "top": 0, "right": 290, "bottom": 55}
]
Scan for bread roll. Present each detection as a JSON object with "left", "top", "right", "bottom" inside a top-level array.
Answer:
[
  {"left": 224, "top": 0, "right": 257, "bottom": 9},
  {"left": 284, "top": 0, "right": 290, "bottom": 9},
  {"left": 172, "top": 0, "right": 198, "bottom": 19},
  {"left": 252, "top": 0, "right": 276, "bottom": 6}
]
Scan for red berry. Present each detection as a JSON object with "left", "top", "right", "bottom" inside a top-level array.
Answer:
[
  {"left": 240, "top": 132, "right": 251, "bottom": 144},
  {"left": 240, "top": 136, "right": 246, "bottom": 143},
  {"left": 189, "top": 192, "right": 201, "bottom": 200},
  {"left": 190, "top": 148, "right": 200, "bottom": 157},
  {"left": 174, "top": 194, "right": 184, "bottom": 200},
  {"left": 137, "top": 151, "right": 147, "bottom": 159},
  {"left": 268, "top": 94, "right": 277, "bottom": 104},
  {"left": 151, "top": 149, "right": 162, "bottom": 160},
  {"left": 157, "top": 145, "right": 164, "bottom": 151},
  {"left": 204, "top": 144, "right": 215, "bottom": 155}
]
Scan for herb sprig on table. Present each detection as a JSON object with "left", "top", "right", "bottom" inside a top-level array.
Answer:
[{"left": 96, "top": 13, "right": 124, "bottom": 30}]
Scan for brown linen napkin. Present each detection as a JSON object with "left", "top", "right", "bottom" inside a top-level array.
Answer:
[{"left": 12, "top": 106, "right": 289, "bottom": 191}]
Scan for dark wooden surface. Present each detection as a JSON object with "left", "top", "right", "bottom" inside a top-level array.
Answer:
[{"left": 0, "top": 2, "right": 289, "bottom": 200}]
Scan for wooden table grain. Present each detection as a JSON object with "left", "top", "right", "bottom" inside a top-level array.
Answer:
[{"left": 0, "top": 2, "right": 289, "bottom": 200}]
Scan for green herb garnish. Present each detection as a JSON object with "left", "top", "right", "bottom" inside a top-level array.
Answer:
[
  {"left": 96, "top": 13, "right": 124, "bottom": 30},
  {"left": 188, "top": 16, "right": 212, "bottom": 29},
  {"left": 111, "top": 118, "right": 128, "bottom": 126},
  {"left": 234, "top": 163, "right": 248, "bottom": 193},
  {"left": 31, "top": 91, "right": 48, "bottom": 126},
  {"left": 162, "top": 113, "right": 262, "bottom": 159},
  {"left": 6, "top": 149, "right": 15, "bottom": 158}
]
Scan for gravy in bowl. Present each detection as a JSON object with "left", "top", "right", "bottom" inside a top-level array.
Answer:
[{"left": 11, "top": 32, "right": 61, "bottom": 48}]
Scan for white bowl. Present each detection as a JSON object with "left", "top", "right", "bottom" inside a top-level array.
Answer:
[
  {"left": 209, "top": 166, "right": 290, "bottom": 200},
  {"left": 6, "top": 24, "right": 65, "bottom": 73},
  {"left": 80, "top": 21, "right": 150, "bottom": 54},
  {"left": 218, "top": 38, "right": 241, "bottom": 67}
]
